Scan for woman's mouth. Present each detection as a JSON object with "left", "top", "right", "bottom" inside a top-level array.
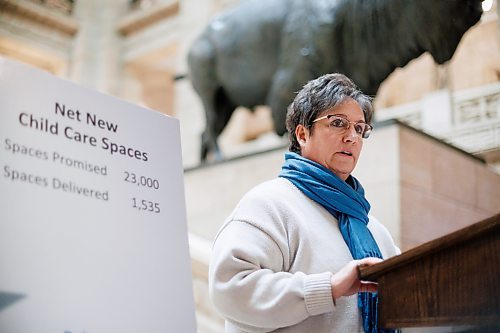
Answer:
[{"left": 339, "top": 151, "right": 352, "bottom": 156}]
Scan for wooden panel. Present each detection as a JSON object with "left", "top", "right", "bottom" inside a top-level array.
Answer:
[{"left": 360, "top": 214, "right": 500, "bottom": 329}]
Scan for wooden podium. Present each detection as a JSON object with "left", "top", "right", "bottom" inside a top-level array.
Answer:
[{"left": 359, "top": 214, "right": 500, "bottom": 331}]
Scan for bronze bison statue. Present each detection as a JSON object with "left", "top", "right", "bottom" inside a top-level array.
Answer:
[{"left": 188, "top": 0, "right": 483, "bottom": 161}]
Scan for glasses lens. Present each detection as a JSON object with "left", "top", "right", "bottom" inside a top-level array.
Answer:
[
  {"left": 329, "top": 117, "right": 349, "bottom": 129},
  {"left": 354, "top": 123, "right": 366, "bottom": 136},
  {"left": 362, "top": 125, "right": 372, "bottom": 139}
]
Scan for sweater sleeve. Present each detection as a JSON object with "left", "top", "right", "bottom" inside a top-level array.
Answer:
[{"left": 209, "top": 220, "right": 334, "bottom": 332}]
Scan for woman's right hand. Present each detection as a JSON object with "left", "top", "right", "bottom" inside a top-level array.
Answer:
[{"left": 330, "top": 257, "right": 382, "bottom": 302}]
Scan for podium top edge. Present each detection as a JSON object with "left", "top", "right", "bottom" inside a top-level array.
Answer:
[{"left": 360, "top": 213, "right": 500, "bottom": 280}]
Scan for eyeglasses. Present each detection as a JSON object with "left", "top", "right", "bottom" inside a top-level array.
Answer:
[{"left": 312, "top": 114, "right": 373, "bottom": 139}]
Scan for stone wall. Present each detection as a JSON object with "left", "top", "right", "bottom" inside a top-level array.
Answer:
[{"left": 399, "top": 125, "right": 500, "bottom": 249}]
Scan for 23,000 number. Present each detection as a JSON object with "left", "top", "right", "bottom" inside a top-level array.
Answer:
[
  {"left": 132, "top": 198, "right": 160, "bottom": 213},
  {"left": 124, "top": 171, "right": 160, "bottom": 189}
]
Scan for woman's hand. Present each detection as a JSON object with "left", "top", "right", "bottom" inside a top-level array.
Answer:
[{"left": 330, "top": 257, "right": 382, "bottom": 301}]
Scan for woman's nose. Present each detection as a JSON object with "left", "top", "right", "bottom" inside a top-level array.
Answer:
[{"left": 343, "top": 125, "right": 359, "bottom": 142}]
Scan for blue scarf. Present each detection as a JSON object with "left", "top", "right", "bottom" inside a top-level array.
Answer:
[{"left": 279, "top": 152, "right": 393, "bottom": 333}]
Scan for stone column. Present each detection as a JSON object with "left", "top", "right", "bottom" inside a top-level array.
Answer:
[
  {"left": 497, "top": 0, "right": 500, "bottom": 43},
  {"left": 69, "top": 0, "right": 128, "bottom": 95}
]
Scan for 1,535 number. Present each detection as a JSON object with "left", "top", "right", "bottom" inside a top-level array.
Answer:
[{"left": 132, "top": 198, "right": 160, "bottom": 213}]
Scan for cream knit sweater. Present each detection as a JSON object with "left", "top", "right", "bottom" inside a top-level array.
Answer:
[{"left": 209, "top": 178, "right": 400, "bottom": 332}]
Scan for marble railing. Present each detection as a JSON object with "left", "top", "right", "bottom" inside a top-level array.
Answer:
[{"left": 376, "top": 83, "right": 500, "bottom": 154}]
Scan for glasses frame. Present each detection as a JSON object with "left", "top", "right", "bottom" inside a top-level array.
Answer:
[{"left": 312, "top": 114, "right": 373, "bottom": 139}]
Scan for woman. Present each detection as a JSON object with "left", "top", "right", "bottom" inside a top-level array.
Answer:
[{"left": 209, "top": 73, "right": 400, "bottom": 332}]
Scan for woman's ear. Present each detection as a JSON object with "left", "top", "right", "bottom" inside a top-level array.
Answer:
[{"left": 295, "top": 124, "right": 308, "bottom": 147}]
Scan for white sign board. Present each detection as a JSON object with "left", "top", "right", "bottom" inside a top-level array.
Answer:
[{"left": 0, "top": 58, "right": 197, "bottom": 333}]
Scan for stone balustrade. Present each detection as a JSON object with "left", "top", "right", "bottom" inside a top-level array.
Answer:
[{"left": 376, "top": 83, "right": 500, "bottom": 157}]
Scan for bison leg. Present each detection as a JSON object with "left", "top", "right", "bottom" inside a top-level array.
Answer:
[
  {"left": 199, "top": 87, "right": 236, "bottom": 162},
  {"left": 188, "top": 37, "right": 235, "bottom": 162},
  {"left": 267, "top": 69, "right": 304, "bottom": 136}
]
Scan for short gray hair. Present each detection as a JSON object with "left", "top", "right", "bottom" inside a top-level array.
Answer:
[{"left": 285, "top": 73, "right": 373, "bottom": 154}]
